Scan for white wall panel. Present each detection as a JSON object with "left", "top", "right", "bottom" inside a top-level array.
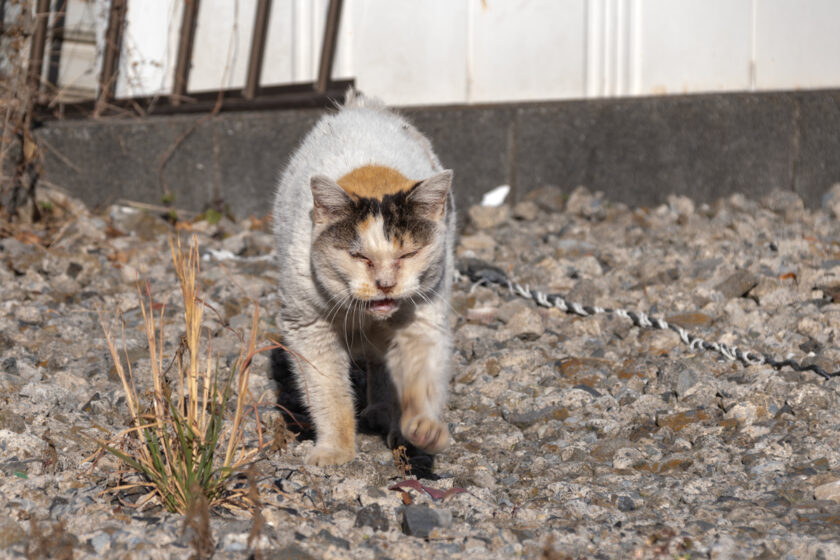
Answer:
[
  {"left": 636, "top": 0, "right": 752, "bottom": 95},
  {"left": 188, "top": 0, "right": 257, "bottom": 92},
  {"left": 469, "top": 0, "right": 585, "bottom": 102},
  {"left": 99, "top": 0, "right": 840, "bottom": 105},
  {"left": 755, "top": 0, "right": 840, "bottom": 90},
  {"left": 115, "top": 0, "right": 182, "bottom": 98},
  {"left": 351, "top": 0, "right": 468, "bottom": 106}
]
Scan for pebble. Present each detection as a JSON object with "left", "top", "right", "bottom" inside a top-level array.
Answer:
[
  {"left": 354, "top": 503, "right": 389, "bottom": 532},
  {"left": 467, "top": 205, "right": 509, "bottom": 230},
  {"left": 401, "top": 506, "right": 452, "bottom": 538},
  {"left": 814, "top": 479, "right": 840, "bottom": 502}
]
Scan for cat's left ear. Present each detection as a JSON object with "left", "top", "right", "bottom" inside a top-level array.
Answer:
[
  {"left": 408, "top": 170, "right": 453, "bottom": 221},
  {"left": 310, "top": 175, "right": 353, "bottom": 223}
]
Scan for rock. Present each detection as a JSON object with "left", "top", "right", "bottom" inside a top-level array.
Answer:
[
  {"left": 401, "top": 506, "right": 452, "bottom": 538},
  {"left": 0, "top": 515, "right": 24, "bottom": 548},
  {"left": 90, "top": 532, "right": 112, "bottom": 555},
  {"left": 524, "top": 185, "right": 565, "bottom": 212},
  {"left": 748, "top": 276, "right": 796, "bottom": 307},
  {"left": 315, "top": 529, "right": 349, "bottom": 550},
  {"left": 263, "top": 544, "right": 317, "bottom": 560},
  {"left": 613, "top": 447, "right": 645, "bottom": 470},
  {"left": 501, "top": 307, "right": 544, "bottom": 340},
  {"left": 512, "top": 201, "right": 539, "bottom": 221},
  {"left": 667, "top": 194, "right": 695, "bottom": 217},
  {"left": 821, "top": 183, "right": 840, "bottom": 220},
  {"left": 814, "top": 479, "right": 840, "bottom": 502},
  {"left": 655, "top": 409, "right": 710, "bottom": 432},
  {"left": 2, "top": 357, "right": 18, "bottom": 375},
  {"left": 715, "top": 269, "right": 759, "bottom": 299},
  {"left": 456, "top": 233, "right": 496, "bottom": 260},
  {"left": 354, "top": 503, "right": 389, "bottom": 532},
  {"left": 761, "top": 189, "right": 804, "bottom": 214},
  {"left": 468, "top": 205, "right": 509, "bottom": 230},
  {"left": 505, "top": 406, "right": 568, "bottom": 429},
  {"left": 565, "top": 186, "right": 606, "bottom": 220},
  {"left": 0, "top": 410, "right": 26, "bottom": 434},
  {"left": 616, "top": 496, "right": 636, "bottom": 512}
]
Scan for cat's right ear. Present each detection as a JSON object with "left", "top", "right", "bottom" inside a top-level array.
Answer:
[{"left": 310, "top": 175, "right": 352, "bottom": 223}]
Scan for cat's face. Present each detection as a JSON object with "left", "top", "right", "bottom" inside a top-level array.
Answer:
[{"left": 309, "top": 167, "right": 452, "bottom": 320}]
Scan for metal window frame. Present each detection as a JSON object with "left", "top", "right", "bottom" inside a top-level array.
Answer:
[{"left": 29, "top": 0, "right": 350, "bottom": 119}]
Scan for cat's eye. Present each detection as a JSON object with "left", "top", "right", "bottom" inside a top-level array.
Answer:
[
  {"left": 399, "top": 250, "right": 419, "bottom": 260},
  {"left": 350, "top": 252, "right": 373, "bottom": 267}
]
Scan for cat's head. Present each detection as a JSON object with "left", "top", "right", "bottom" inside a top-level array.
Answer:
[{"left": 308, "top": 168, "right": 453, "bottom": 320}]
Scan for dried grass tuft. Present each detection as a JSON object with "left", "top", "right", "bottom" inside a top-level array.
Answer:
[{"left": 96, "top": 234, "right": 266, "bottom": 515}]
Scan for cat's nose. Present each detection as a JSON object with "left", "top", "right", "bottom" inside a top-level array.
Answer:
[{"left": 376, "top": 280, "right": 395, "bottom": 294}]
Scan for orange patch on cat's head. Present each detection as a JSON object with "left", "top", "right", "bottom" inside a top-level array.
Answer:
[{"left": 337, "top": 165, "right": 416, "bottom": 200}]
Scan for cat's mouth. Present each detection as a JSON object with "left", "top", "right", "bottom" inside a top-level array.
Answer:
[{"left": 365, "top": 297, "right": 398, "bottom": 316}]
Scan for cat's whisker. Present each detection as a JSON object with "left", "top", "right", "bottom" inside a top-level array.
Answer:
[{"left": 425, "top": 286, "right": 463, "bottom": 319}]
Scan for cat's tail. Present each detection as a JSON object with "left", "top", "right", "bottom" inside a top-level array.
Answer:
[{"left": 342, "top": 87, "right": 386, "bottom": 110}]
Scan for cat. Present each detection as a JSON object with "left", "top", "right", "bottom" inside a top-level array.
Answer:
[{"left": 272, "top": 89, "right": 455, "bottom": 466}]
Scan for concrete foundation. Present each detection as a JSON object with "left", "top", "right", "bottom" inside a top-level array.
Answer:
[{"left": 34, "top": 89, "right": 840, "bottom": 218}]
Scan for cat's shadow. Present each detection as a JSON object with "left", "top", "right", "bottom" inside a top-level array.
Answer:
[{"left": 269, "top": 347, "right": 439, "bottom": 479}]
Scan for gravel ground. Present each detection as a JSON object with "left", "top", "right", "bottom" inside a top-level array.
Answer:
[{"left": 3, "top": 184, "right": 840, "bottom": 559}]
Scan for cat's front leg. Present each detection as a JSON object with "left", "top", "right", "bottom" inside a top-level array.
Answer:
[
  {"left": 284, "top": 320, "right": 356, "bottom": 466},
  {"left": 386, "top": 309, "right": 452, "bottom": 454}
]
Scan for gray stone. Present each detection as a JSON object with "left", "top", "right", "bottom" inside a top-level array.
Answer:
[
  {"left": 502, "top": 307, "right": 544, "bottom": 340},
  {"left": 822, "top": 183, "right": 840, "bottom": 220},
  {"left": 0, "top": 410, "right": 26, "bottom": 434},
  {"left": 524, "top": 185, "right": 565, "bottom": 212},
  {"left": 676, "top": 367, "right": 699, "bottom": 397},
  {"left": 616, "top": 496, "right": 636, "bottom": 512},
  {"left": 761, "top": 188, "right": 805, "bottom": 214},
  {"left": 263, "top": 544, "right": 316, "bottom": 560},
  {"left": 814, "top": 479, "right": 840, "bottom": 502},
  {"left": 315, "top": 529, "right": 350, "bottom": 550},
  {"left": 715, "top": 269, "right": 759, "bottom": 299},
  {"left": 512, "top": 200, "right": 539, "bottom": 221},
  {"left": 505, "top": 406, "right": 557, "bottom": 429},
  {"left": 2, "top": 357, "right": 18, "bottom": 375},
  {"left": 354, "top": 503, "right": 389, "bottom": 532},
  {"left": 467, "top": 204, "right": 510, "bottom": 230},
  {"left": 565, "top": 186, "right": 606, "bottom": 220},
  {"left": 401, "top": 506, "right": 452, "bottom": 538}
]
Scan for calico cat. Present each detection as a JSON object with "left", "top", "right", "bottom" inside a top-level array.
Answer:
[{"left": 272, "top": 90, "right": 455, "bottom": 466}]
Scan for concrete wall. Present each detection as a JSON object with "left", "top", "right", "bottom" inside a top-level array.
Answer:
[{"left": 35, "top": 90, "right": 840, "bottom": 218}]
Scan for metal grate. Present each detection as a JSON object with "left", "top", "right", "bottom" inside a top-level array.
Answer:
[{"left": 26, "top": 0, "right": 352, "bottom": 119}]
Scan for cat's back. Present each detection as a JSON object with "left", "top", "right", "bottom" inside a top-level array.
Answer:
[{"left": 273, "top": 93, "right": 442, "bottom": 230}]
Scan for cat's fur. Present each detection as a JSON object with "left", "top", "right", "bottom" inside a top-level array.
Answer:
[{"left": 272, "top": 90, "right": 455, "bottom": 466}]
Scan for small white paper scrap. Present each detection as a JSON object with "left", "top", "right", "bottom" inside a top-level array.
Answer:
[{"left": 480, "top": 185, "right": 510, "bottom": 207}]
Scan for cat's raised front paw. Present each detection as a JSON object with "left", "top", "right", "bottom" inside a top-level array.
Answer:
[
  {"left": 306, "top": 444, "right": 355, "bottom": 466},
  {"left": 401, "top": 415, "right": 450, "bottom": 454}
]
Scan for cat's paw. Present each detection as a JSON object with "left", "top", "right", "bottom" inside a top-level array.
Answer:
[
  {"left": 305, "top": 445, "right": 355, "bottom": 466},
  {"left": 401, "top": 415, "right": 450, "bottom": 454}
]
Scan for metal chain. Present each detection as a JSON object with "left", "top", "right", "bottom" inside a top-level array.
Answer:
[{"left": 457, "top": 258, "right": 840, "bottom": 380}]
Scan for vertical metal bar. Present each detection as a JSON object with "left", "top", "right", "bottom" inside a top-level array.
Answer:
[
  {"left": 46, "top": 0, "right": 67, "bottom": 90},
  {"left": 27, "top": 0, "right": 51, "bottom": 98},
  {"left": 315, "top": 0, "right": 343, "bottom": 94},
  {"left": 97, "top": 0, "right": 126, "bottom": 115},
  {"left": 172, "top": 0, "right": 200, "bottom": 106},
  {"left": 243, "top": 0, "right": 271, "bottom": 99}
]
